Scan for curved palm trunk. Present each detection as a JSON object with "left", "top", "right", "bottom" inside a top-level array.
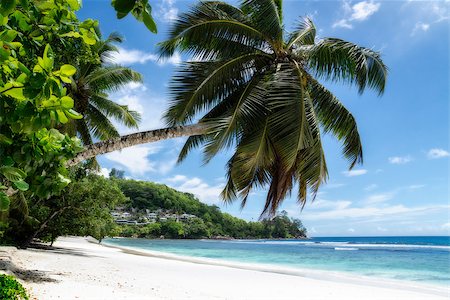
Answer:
[{"left": 67, "top": 124, "right": 206, "bottom": 167}]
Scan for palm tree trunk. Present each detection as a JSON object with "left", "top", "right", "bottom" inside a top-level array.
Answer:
[{"left": 67, "top": 124, "right": 206, "bottom": 167}]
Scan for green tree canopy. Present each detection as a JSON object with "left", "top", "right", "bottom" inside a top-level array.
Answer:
[{"left": 159, "top": 0, "right": 387, "bottom": 216}]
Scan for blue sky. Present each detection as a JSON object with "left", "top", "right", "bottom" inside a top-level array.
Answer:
[{"left": 77, "top": 0, "right": 449, "bottom": 236}]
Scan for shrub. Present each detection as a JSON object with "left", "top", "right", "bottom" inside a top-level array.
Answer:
[{"left": 0, "top": 274, "right": 29, "bottom": 300}]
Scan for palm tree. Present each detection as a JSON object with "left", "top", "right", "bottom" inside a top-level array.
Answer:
[
  {"left": 70, "top": 0, "right": 387, "bottom": 216},
  {"left": 66, "top": 32, "right": 142, "bottom": 158}
]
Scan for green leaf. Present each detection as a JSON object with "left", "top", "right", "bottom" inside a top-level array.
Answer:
[
  {"left": 0, "top": 166, "right": 26, "bottom": 182},
  {"left": 0, "top": 29, "right": 18, "bottom": 42},
  {"left": 112, "top": 0, "right": 136, "bottom": 18},
  {"left": 59, "top": 64, "right": 77, "bottom": 76},
  {"left": 67, "top": 0, "right": 81, "bottom": 10},
  {"left": 80, "top": 29, "right": 97, "bottom": 45},
  {"left": 2, "top": 156, "right": 14, "bottom": 167},
  {"left": 0, "top": 192, "right": 10, "bottom": 211},
  {"left": 0, "top": 0, "right": 16, "bottom": 15},
  {"left": 142, "top": 10, "right": 157, "bottom": 33},
  {"left": 42, "top": 44, "right": 54, "bottom": 71},
  {"left": 2, "top": 84, "right": 26, "bottom": 100},
  {"left": 65, "top": 108, "right": 83, "bottom": 120},
  {"left": 60, "top": 96, "right": 74, "bottom": 109},
  {"left": 61, "top": 31, "right": 81, "bottom": 38},
  {"left": 0, "top": 134, "right": 13, "bottom": 145},
  {"left": 56, "top": 109, "right": 68, "bottom": 123},
  {"left": 13, "top": 180, "right": 29, "bottom": 191}
]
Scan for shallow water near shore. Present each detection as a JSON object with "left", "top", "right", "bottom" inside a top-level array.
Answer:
[{"left": 104, "top": 236, "right": 450, "bottom": 287}]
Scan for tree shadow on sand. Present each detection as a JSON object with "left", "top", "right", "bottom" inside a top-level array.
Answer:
[
  {"left": 0, "top": 245, "right": 100, "bottom": 284},
  {"left": 0, "top": 255, "right": 58, "bottom": 283}
]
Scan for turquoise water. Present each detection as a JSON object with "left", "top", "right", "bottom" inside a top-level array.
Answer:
[{"left": 104, "top": 236, "right": 450, "bottom": 286}]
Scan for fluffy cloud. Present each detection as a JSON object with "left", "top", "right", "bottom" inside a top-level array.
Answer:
[
  {"left": 365, "top": 193, "right": 393, "bottom": 204},
  {"left": 411, "top": 22, "right": 430, "bottom": 36},
  {"left": 165, "top": 174, "right": 224, "bottom": 204},
  {"left": 406, "top": 1, "right": 449, "bottom": 36},
  {"left": 427, "top": 148, "right": 450, "bottom": 159},
  {"left": 99, "top": 167, "right": 111, "bottom": 178},
  {"left": 109, "top": 47, "right": 181, "bottom": 66},
  {"left": 157, "top": 0, "right": 178, "bottom": 22},
  {"left": 388, "top": 155, "right": 413, "bottom": 164},
  {"left": 333, "top": 1, "right": 380, "bottom": 29},
  {"left": 332, "top": 19, "right": 353, "bottom": 29},
  {"left": 104, "top": 145, "right": 161, "bottom": 175},
  {"left": 302, "top": 202, "right": 449, "bottom": 221},
  {"left": 324, "top": 182, "right": 346, "bottom": 189},
  {"left": 350, "top": 1, "right": 381, "bottom": 21},
  {"left": 342, "top": 169, "right": 367, "bottom": 177},
  {"left": 111, "top": 82, "right": 168, "bottom": 134}
]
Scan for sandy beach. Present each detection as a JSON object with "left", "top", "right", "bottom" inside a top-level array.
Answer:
[{"left": 1, "top": 236, "right": 448, "bottom": 300}]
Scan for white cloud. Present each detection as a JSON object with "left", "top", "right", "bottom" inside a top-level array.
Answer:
[
  {"left": 158, "top": 0, "right": 178, "bottom": 22},
  {"left": 442, "top": 223, "right": 450, "bottom": 230},
  {"left": 365, "top": 193, "right": 393, "bottom": 204},
  {"left": 427, "top": 148, "right": 450, "bottom": 159},
  {"left": 411, "top": 22, "right": 430, "bottom": 36},
  {"left": 158, "top": 158, "right": 177, "bottom": 175},
  {"left": 99, "top": 167, "right": 110, "bottom": 178},
  {"left": 164, "top": 174, "right": 224, "bottom": 204},
  {"left": 333, "top": 1, "right": 380, "bottom": 29},
  {"left": 109, "top": 47, "right": 181, "bottom": 66},
  {"left": 302, "top": 203, "right": 449, "bottom": 221},
  {"left": 364, "top": 184, "right": 378, "bottom": 191},
  {"left": 342, "top": 169, "right": 367, "bottom": 177},
  {"left": 388, "top": 155, "right": 413, "bottom": 164},
  {"left": 348, "top": 228, "right": 355, "bottom": 232},
  {"left": 350, "top": 1, "right": 381, "bottom": 21},
  {"left": 408, "top": 184, "right": 425, "bottom": 189},
  {"left": 324, "top": 182, "right": 346, "bottom": 189},
  {"left": 104, "top": 145, "right": 161, "bottom": 175},
  {"left": 116, "top": 94, "right": 145, "bottom": 115},
  {"left": 407, "top": 2, "right": 449, "bottom": 36},
  {"left": 333, "top": 19, "right": 353, "bottom": 29}
]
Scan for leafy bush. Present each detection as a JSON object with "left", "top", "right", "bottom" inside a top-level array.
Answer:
[{"left": 0, "top": 274, "right": 29, "bottom": 300}]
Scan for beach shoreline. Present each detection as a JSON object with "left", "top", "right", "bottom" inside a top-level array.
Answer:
[{"left": 2, "top": 236, "right": 449, "bottom": 300}]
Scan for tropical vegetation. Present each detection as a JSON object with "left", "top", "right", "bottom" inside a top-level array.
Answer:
[
  {"left": 67, "top": 32, "right": 142, "bottom": 167},
  {"left": 72, "top": 0, "right": 387, "bottom": 216},
  {"left": 0, "top": 0, "right": 387, "bottom": 247},
  {"left": 0, "top": 274, "right": 29, "bottom": 300},
  {"left": 0, "top": 0, "right": 150, "bottom": 245},
  {"left": 115, "top": 176, "right": 307, "bottom": 239}
]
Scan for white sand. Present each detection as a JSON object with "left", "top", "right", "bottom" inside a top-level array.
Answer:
[{"left": 2, "top": 236, "right": 449, "bottom": 300}]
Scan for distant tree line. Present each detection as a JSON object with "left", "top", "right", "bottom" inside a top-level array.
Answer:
[
  {"left": 0, "top": 170, "right": 307, "bottom": 247},
  {"left": 114, "top": 175, "right": 307, "bottom": 239}
]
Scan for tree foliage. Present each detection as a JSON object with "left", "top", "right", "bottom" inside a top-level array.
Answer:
[
  {"left": 2, "top": 172, "right": 126, "bottom": 246},
  {"left": 116, "top": 179, "right": 307, "bottom": 239},
  {"left": 0, "top": 0, "right": 99, "bottom": 217},
  {"left": 159, "top": 0, "right": 387, "bottom": 216}
]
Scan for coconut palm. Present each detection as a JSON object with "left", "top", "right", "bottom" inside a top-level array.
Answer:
[
  {"left": 67, "top": 32, "right": 142, "bottom": 147},
  {"left": 70, "top": 0, "right": 387, "bottom": 216}
]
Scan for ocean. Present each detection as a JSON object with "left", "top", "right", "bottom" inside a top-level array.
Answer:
[{"left": 104, "top": 236, "right": 450, "bottom": 286}]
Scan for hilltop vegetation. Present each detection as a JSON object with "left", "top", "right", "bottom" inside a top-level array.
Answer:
[{"left": 114, "top": 176, "right": 307, "bottom": 239}]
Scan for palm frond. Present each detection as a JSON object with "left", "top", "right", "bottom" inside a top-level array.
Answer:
[
  {"left": 305, "top": 38, "right": 388, "bottom": 94},
  {"left": 91, "top": 94, "right": 141, "bottom": 128},
  {"left": 165, "top": 53, "right": 271, "bottom": 126},
  {"left": 240, "top": 0, "right": 283, "bottom": 44},
  {"left": 85, "top": 65, "right": 142, "bottom": 93},
  {"left": 307, "top": 75, "right": 363, "bottom": 168},
  {"left": 158, "top": 1, "right": 273, "bottom": 61},
  {"left": 287, "top": 17, "right": 316, "bottom": 48},
  {"left": 86, "top": 104, "right": 120, "bottom": 140}
]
